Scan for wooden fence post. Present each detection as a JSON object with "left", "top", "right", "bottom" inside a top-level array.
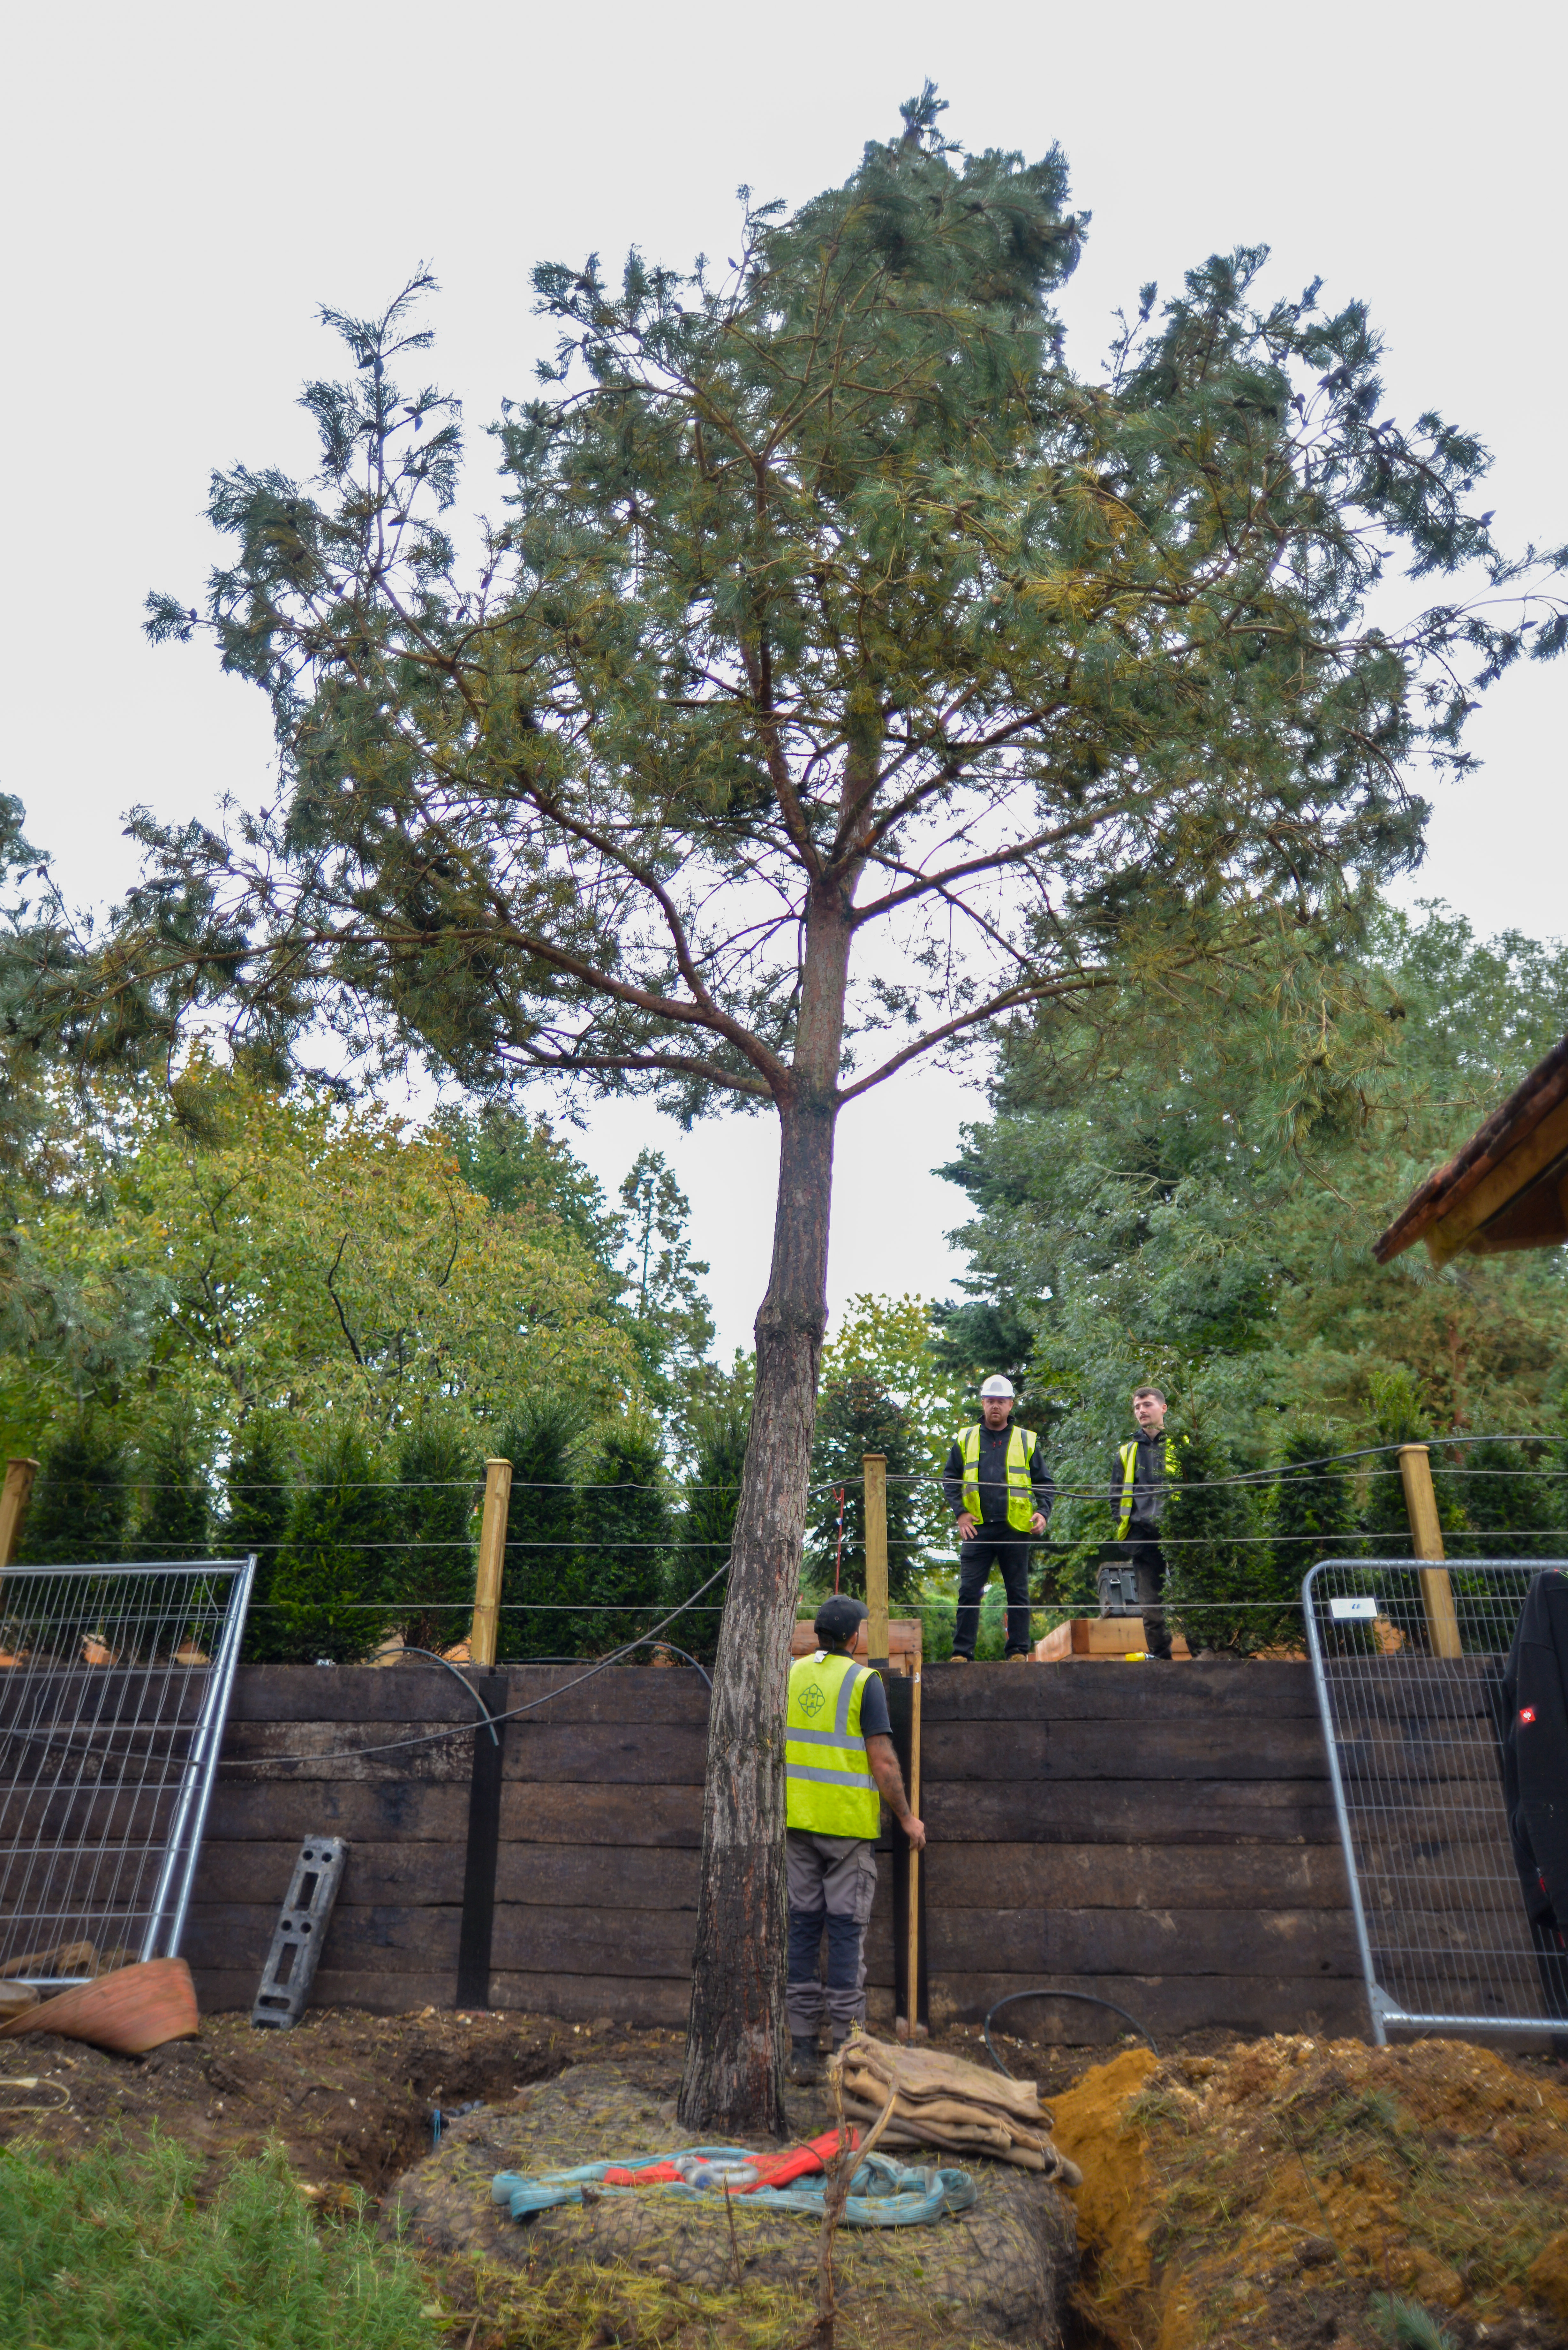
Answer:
[
  {"left": 470, "top": 1458, "right": 513, "bottom": 1669},
  {"left": 0, "top": 1459, "right": 37, "bottom": 1578},
  {"left": 905, "top": 1663, "right": 923, "bottom": 2037},
  {"left": 863, "top": 1452, "right": 889, "bottom": 1666},
  {"left": 1396, "top": 1444, "right": 1462, "bottom": 1659}
]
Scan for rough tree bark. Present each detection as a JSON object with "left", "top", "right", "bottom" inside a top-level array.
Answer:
[{"left": 676, "top": 886, "right": 854, "bottom": 2135}]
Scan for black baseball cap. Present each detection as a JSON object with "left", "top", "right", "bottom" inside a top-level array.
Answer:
[{"left": 814, "top": 1596, "right": 869, "bottom": 1646}]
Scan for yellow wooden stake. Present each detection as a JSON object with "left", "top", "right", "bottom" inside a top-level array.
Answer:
[
  {"left": 863, "top": 1453, "right": 889, "bottom": 1665},
  {"left": 470, "top": 1458, "right": 513, "bottom": 1669},
  {"left": 1396, "top": 1444, "right": 1462, "bottom": 1659},
  {"left": 0, "top": 1459, "right": 37, "bottom": 1606},
  {"left": 905, "top": 1663, "right": 923, "bottom": 2037}
]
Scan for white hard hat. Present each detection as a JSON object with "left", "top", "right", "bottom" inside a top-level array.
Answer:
[{"left": 979, "top": 1375, "right": 1015, "bottom": 1399}]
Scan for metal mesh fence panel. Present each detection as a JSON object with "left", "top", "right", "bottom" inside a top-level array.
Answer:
[
  {"left": 0, "top": 1557, "right": 255, "bottom": 1986},
  {"left": 1304, "top": 1556, "right": 1560, "bottom": 2042}
]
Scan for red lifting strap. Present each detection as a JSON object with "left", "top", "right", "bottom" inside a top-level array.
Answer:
[{"left": 603, "top": 2125, "right": 857, "bottom": 2191}]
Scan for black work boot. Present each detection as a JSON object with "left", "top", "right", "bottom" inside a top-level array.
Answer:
[{"left": 788, "top": 2036, "right": 823, "bottom": 2085}]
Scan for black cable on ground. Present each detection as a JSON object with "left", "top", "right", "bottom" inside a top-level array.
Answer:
[{"left": 982, "top": 1989, "right": 1159, "bottom": 2075}]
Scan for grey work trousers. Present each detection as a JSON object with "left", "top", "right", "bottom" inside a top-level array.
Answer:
[
  {"left": 785, "top": 1829, "right": 878, "bottom": 2042},
  {"left": 1098, "top": 1540, "right": 1173, "bottom": 1658}
]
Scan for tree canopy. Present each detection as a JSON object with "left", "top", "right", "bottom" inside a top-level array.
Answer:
[
  {"left": 0, "top": 1059, "right": 638, "bottom": 1464},
  {"left": 941, "top": 903, "right": 1568, "bottom": 1490}
]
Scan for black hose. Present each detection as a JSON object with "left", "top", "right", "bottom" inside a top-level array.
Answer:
[{"left": 982, "top": 1989, "right": 1158, "bottom": 2075}]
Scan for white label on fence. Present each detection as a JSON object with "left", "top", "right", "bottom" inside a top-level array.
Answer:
[{"left": 1330, "top": 1596, "right": 1378, "bottom": 1621}]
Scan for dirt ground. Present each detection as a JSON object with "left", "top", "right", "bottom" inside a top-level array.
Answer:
[
  {"left": 0, "top": 2004, "right": 1148, "bottom": 2197},
  {"left": 3, "top": 2008, "right": 1565, "bottom": 2349}
]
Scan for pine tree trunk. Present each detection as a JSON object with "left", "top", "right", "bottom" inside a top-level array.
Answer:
[{"left": 677, "top": 886, "right": 852, "bottom": 2136}]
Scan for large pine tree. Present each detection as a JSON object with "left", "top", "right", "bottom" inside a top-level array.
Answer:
[{"left": 51, "top": 87, "right": 1564, "bottom": 2128}]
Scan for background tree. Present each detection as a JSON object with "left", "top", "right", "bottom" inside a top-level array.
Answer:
[
  {"left": 617, "top": 1149, "right": 718, "bottom": 1458},
  {"left": 268, "top": 1427, "right": 396, "bottom": 1663},
  {"left": 225, "top": 1424, "right": 293, "bottom": 1662},
  {"left": 495, "top": 1398, "right": 584, "bottom": 1660},
  {"left": 0, "top": 1059, "right": 640, "bottom": 1469},
  {"left": 1270, "top": 1426, "right": 1360, "bottom": 1588},
  {"left": 1447, "top": 1438, "right": 1561, "bottom": 1563},
  {"left": 17, "top": 1426, "right": 128, "bottom": 1568},
  {"left": 806, "top": 1377, "right": 925, "bottom": 1604},
  {"left": 1162, "top": 1431, "right": 1276, "bottom": 1656},
  {"left": 129, "top": 1428, "right": 210, "bottom": 1562},
  {"left": 393, "top": 1420, "right": 477, "bottom": 1654},
  {"left": 577, "top": 1426, "right": 671, "bottom": 1654},
  {"left": 49, "top": 91, "right": 1565, "bottom": 2128},
  {"left": 665, "top": 1389, "right": 750, "bottom": 1667},
  {"left": 942, "top": 906, "right": 1568, "bottom": 1547}
]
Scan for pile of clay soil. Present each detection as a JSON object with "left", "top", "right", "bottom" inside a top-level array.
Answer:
[{"left": 1051, "top": 2034, "right": 1568, "bottom": 2350}]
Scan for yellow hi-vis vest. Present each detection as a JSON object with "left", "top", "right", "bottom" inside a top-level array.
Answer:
[
  {"left": 785, "top": 1649, "right": 881, "bottom": 1840},
  {"left": 1116, "top": 1434, "right": 1180, "bottom": 1538},
  {"left": 959, "top": 1422, "right": 1038, "bottom": 1535}
]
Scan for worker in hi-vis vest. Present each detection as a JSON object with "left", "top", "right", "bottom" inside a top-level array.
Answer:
[
  {"left": 940, "top": 1376, "right": 1054, "bottom": 1661},
  {"left": 785, "top": 1595, "right": 924, "bottom": 2084},
  {"left": 1103, "top": 1383, "right": 1181, "bottom": 1660}
]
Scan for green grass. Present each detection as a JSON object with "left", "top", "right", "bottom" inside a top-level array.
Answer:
[{"left": 0, "top": 2133, "right": 436, "bottom": 2349}]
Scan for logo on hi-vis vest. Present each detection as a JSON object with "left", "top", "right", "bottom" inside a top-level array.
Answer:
[{"left": 798, "top": 1683, "right": 827, "bottom": 1719}]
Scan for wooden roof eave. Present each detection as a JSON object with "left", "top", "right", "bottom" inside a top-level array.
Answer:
[{"left": 1372, "top": 1033, "right": 1568, "bottom": 1267}]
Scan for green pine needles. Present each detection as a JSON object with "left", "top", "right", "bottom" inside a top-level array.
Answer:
[{"left": 0, "top": 2134, "right": 433, "bottom": 2350}]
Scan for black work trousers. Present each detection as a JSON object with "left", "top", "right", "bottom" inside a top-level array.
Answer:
[
  {"left": 1097, "top": 1538, "right": 1174, "bottom": 1658},
  {"left": 955, "top": 1526, "right": 1033, "bottom": 1658}
]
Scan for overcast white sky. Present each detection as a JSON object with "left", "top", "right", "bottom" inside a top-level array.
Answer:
[{"left": 3, "top": 1, "right": 1564, "bottom": 1357}]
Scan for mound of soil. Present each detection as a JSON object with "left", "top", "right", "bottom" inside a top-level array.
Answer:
[
  {"left": 388, "top": 2058, "right": 1077, "bottom": 2348},
  {"left": 1051, "top": 2033, "right": 1568, "bottom": 2350},
  {"left": 0, "top": 2005, "right": 684, "bottom": 2197}
]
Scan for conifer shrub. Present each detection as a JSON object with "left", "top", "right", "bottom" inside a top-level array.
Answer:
[
  {"left": 130, "top": 1427, "right": 210, "bottom": 1561},
  {"left": 268, "top": 1425, "right": 396, "bottom": 1662},
  {"left": 1270, "top": 1424, "right": 1359, "bottom": 1580},
  {"left": 578, "top": 1426, "right": 670, "bottom": 1657},
  {"left": 494, "top": 1396, "right": 584, "bottom": 1660},
  {"left": 1163, "top": 1429, "right": 1287, "bottom": 1656},
  {"left": 393, "top": 1420, "right": 477, "bottom": 1655},
  {"left": 663, "top": 1395, "right": 747, "bottom": 1666},
  {"left": 1447, "top": 1435, "right": 1559, "bottom": 1561},
  {"left": 18, "top": 1424, "right": 128, "bottom": 1566},
  {"left": 806, "top": 1378, "right": 924, "bottom": 1603},
  {"left": 226, "top": 1424, "right": 294, "bottom": 1661}
]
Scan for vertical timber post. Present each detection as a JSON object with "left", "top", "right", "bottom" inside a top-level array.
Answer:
[
  {"left": 905, "top": 1661, "right": 924, "bottom": 2037},
  {"left": 863, "top": 1453, "right": 889, "bottom": 1668},
  {"left": 0, "top": 1460, "right": 37, "bottom": 1588},
  {"left": 470, "top": 1458, "right": 512, "bottom": 1668},
  {"left": 1397, "top": 1444, "right": 1462, "bottom": 1659}
]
